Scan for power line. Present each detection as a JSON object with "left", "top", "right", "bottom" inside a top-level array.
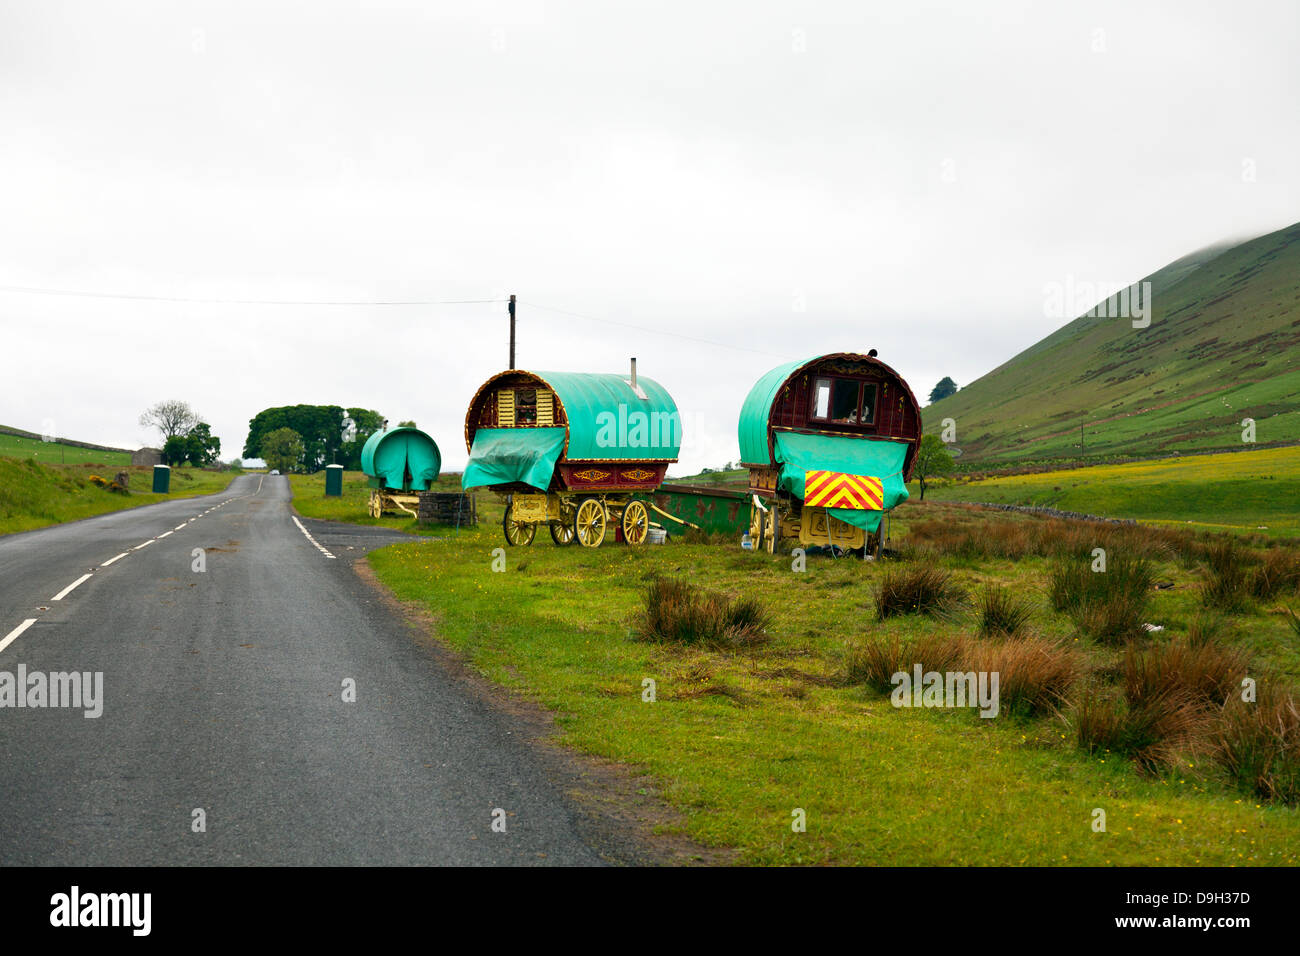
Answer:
[
  {"left": 2, "top": 282, "right": 785, "bottom": 359},
  {"left": 521, "top": 299, "right": 784, "bottom": 358},
  {"left": 0, "top": 285, "right": 507, "bottom": 306}
]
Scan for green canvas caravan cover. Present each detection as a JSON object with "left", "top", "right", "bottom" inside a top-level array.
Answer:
[
  {"left": 527, "top": 371, "right": 681, "bottom": 461},
  {"left": 361, "top": 426, "right": 442, "bottom": 492},
  {"left": 771, "top": 431, "right": 910, "bottom": 533},
  {"left": 738, "top": 357, "right": 812, "bottom": 465},
  {"left": 462, "top": 427, "right": 567, "bottom": 492}
]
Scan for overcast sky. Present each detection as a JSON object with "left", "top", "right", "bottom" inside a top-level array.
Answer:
[{"left": 2, "top": 0, "right": 1297, "bottom": 474}]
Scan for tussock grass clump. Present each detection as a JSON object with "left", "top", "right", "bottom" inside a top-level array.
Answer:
[
  {"left": 1047, "top": 559, "right": 1091, "bottom": 613},
  {"left": 972, "top": 637, "right": 1083, "bottom": 717},
  {"left": 844, "top": 633, "right": 967, "bottom": 692},
  {"left": 1070, "top": 688, "right": 1130, "bottom": 754},
  {"left": 1123, "top": 639, "right": 1248, "bottom": 711},
  {"left": 1185, "top": 612, "right": 1233, "bottom": 648},
  {"left": 846, "top": 633, "right": 1080, "bottom": 718},
  {"left": 1071, "top": 684, "right": 1204, "bottom": 772},
  {"left": 1049, "top": 553, "right": 1156, "bottom": 643},
  {"left": 1213, "top": 688, "right": 1300, "bottom": 805},
  {"left": 874, "top": 566, "right": 967, "bottom": 620},
  {"left": 636, "top": 577, "right": 772, "bottom": 649},
  {"left": 976, "top": 584, "right": 1034, "bottom": 638},
  {"left": 1250, "top": 547, "right": 1300, "bottom": 600},
  {"left": 1201, "top": 540, "right": 1253, "bottom": 613}
]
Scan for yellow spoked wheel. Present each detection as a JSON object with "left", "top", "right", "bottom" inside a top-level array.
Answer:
[
  {"left": 369, "top": 491, "right": 382, "bottom": 518},
  {"left": 749, "top": 500, "right": 764, "bottom": 549},
  {"left": 622, "top": 500, "right": 649, "bottom": 546},
  {"left": 764, "top": 504, "right": 780, "bottom": 554},
  {"left": 502, "top": 497, "right": 536, "bottom": 546},
  {"left": 574, "top": 497, "right": 607, "bottom": 548},
  {"left": 549, "top": 515, "right": 576, "bottom": 546}
]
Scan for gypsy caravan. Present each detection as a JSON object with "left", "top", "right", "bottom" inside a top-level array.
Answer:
[
  {"left": 462, "top": 361, "right": 682, "bottom": 547},
  {"left": 739, "top": 352, "right": 921, "bottom": 555},
  {"left": 361, "top": 426, "right": 442, "bottom": 517}
]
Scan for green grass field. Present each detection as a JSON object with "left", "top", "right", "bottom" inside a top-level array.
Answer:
[
  {"left": 0, "top": 430, "right": 131, "bottom": 467},
  {"left": 923, "top": 446, "right": 1300, "bottom": 536},
  {"left": 0, "top": 458, "right": 238, "bottom": 536},
  {"left": 290, "top": 469, "right": 1300, "bottom": 864}
]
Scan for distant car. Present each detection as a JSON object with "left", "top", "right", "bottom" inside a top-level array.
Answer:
[{"left": 270, "top": 469, "right": 280, "bottom": 475}]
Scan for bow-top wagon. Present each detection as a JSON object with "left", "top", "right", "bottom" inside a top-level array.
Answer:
[
  {"left": 739, "top": 352, "right": 921, "bottom": 555},
  {"left": 461, "top": 361, "right": 683, "bottom": 547},
  {"left": 361, "top": 425, "right": 442, "bottom": 517}
]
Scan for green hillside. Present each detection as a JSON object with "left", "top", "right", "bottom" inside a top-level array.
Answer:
[
  {"left": 924, "top": 222, "right": 1300, "bottom": 461},
  {"left": 0, "top": 427, "right": 132, "bottom": 466}
]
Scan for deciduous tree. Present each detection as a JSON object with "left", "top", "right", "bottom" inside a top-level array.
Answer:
[
  {"left": 140, "top": 399, "right": 200, "bottom": 443},
  {"left": 914, "top": 433, "right": 955, "bottom": 501},
  {"left": 261, "top": 427, "right": 305, "bottom": 474}
]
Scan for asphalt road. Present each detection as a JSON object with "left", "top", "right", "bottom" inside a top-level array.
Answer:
[{"left": 0, "top": 474, "right": 607, "bottom": 865}]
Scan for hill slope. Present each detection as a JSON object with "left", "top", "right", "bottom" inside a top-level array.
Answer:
[
  {"left": 924, "top": 222, "right": 1300, "bottom": 461},
  {"left": 0, "top": 425, "right": 133, "bottom": 466}
]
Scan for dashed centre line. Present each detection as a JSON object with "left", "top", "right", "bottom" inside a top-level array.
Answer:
[
  {"left": 52, "top": 573, "right": 92, "bottom": 602},
  {"left": 0, "top": 618, "right": 37, "bottom": 656},
  {"left": 1, "top": 476, "right": 268, "bottom": 647}
]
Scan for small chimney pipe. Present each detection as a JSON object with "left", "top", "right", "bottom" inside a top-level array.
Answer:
[{"left": 630, "top": 357, "right": 637, "bottom": 390}]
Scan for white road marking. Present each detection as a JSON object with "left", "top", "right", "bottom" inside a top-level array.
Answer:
[
  {"left": 101, "top": 552, "right": 129, "bottom": 567},
  {"left": 157, "top": 530, "right": 173, "bottom": 539},
  {"left": 0, "top": 619, "right": 38, "bottom": 656},
  {"left": 175, "top": 523, "right": 187, "bottom": 531},
  {"left": 52, "top": 573, "right": 93, "bottom": 601},
  {"left": 292, "top": 516, "right": 336, "bottom": 559},
  {"left": 133, "top": 539, "right": 154, "bottom": 551}
]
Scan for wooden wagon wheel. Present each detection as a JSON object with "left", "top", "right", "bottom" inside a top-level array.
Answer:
[
  {"left": 764, "top": 502, "right": 780, "bottom": 554},
  {"left": 574, "top": 497, "right": 606, "bottom": 548},
  {"left": 502, "top": 496, "right": 536, "bottom": 546},
  {"left": 369, "top": 490, "right": 382, "bottom": 518},
  {"left": 749, "top": 498, "right": 764, "bottom": 550},
  {"left": 622, "top": 500, "right": 649, "bottom": 546},
  {"left": 549, "top": 500, "right": 576, "bottom": 546}
]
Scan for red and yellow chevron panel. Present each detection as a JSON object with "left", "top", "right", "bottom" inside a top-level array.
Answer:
[{"left": 803, "top": 470, "right": 884, "bottom": 510}]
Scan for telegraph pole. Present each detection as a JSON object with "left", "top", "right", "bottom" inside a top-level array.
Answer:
[{"left": 508, "top": 294, "right": 516, "bottom": 369}]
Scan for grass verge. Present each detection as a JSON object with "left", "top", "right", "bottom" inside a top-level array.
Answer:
[
  {"left": 364, "top": 494, "right": 1300, "bottom": 865},
  {"left": 0, "top": 458, "right": 237, "bottom": 536}
]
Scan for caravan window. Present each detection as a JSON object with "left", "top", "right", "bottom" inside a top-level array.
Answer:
[
  {"left": 515, "top": 389, "right": 538, "bottom": 425},
  {"left": 811, "top": 377, "right": 878, "bottom": 425},
  {"left": 811, "top": 377, "right": 862, "bottom": 424}
]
